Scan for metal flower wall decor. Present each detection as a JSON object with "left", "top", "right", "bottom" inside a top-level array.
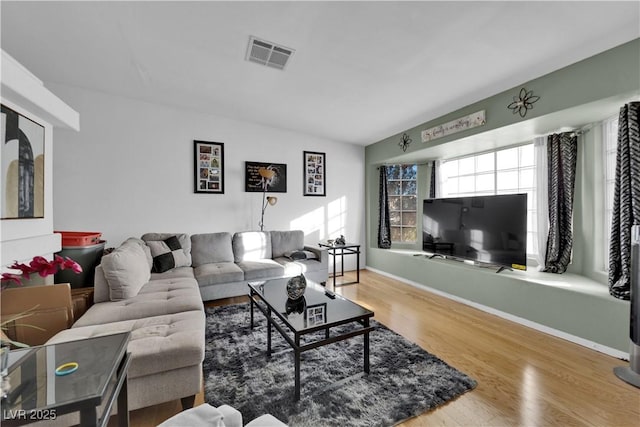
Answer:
[
  {"left": 398, "top": 133, "right": 412, "bottom": 152},
  {"left": 507, "top": 87, "right": 540, "bottom": 118}
]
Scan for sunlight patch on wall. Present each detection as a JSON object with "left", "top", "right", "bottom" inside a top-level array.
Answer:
[
  {"left": 291, "top": 207, "right": 325, "bottom": 239},
  {"left": 328, "top": 196, "right": 347, "bottom": 239}
]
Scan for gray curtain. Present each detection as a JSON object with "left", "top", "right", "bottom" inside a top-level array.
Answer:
[
  {"left": 543, "top": 132, "right": 578, "bottom": 273},
  {"left": 429, "top": 161, "right": 436, "bottom": 198},
  {"left": 609, "top": 102, "right": 640, "bottom": 300},
  {"left": 378, "top": 166, "right": 391, "bottom": 249}
]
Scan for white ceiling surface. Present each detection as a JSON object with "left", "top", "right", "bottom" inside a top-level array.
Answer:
[{"left": 1, "top": 2, "right": 639, "bottom": 146}]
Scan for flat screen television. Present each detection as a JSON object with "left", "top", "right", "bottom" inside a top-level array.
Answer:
[{"left": 422, "top": 194, "right": 527, "bottom": 271}]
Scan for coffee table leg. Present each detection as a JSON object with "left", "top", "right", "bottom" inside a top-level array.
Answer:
[
  {"left": 294, "top": 335, "right": 301, "bottom": 401},
  {"left": 364, "top": 318, "right": 370, "bottom": 374},
  {"left": 250, "top": 293, "right": 254, "bottom": 329},
  {"left": 267, "top": 307, "right": 272, "bottom": 357},
  {"left": 118, "top": 374, "right": 129, "bottom": 427}
]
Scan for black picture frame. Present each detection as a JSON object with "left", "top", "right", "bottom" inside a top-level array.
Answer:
[
  {"left": 303, "top": 151, "right": 326, "bottom": 196},
  {"left": 305, "top": 303, "right": 327, "bottom": 327},
  {"left": 245, "top": 161, "right": 287, "bottom": 193},
  {"left": 194, "top": 140, "right": 224, "bottom": 194}
]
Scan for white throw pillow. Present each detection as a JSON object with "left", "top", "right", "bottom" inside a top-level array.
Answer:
[{"left": 101, "top": 241, "right": 151, "bottom": 301}]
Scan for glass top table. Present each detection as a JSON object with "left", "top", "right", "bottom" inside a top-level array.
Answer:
[
  {"left": 1, "top": 332, "right": 131, "bottom": 427},
  {"left": 248, "top": 278, "right": 374, "bottom": 400}
]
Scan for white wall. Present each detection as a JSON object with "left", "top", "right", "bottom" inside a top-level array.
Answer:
[{"left": 50, "top": 83, "right": 366, "bottom": 269}]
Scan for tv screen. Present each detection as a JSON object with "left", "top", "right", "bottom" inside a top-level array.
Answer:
[{"left": 422, "top": 194, "right": 527, "bottom": 270}]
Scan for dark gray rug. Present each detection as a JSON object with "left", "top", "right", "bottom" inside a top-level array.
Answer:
[{"left": 203, "top": 303, "right": 476, "bottom": 427}]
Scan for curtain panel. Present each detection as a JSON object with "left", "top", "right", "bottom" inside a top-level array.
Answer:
[
  {"left": 543, "top": 132, "right": 578, "bottom": 273},
  {"left": 378, "top": 166, "right": 392, "bottom": 249},
  {"left": 609, "top": 102, "right": 640, "bottom": 300},
  {"left": 429, "top": 161, "right": 437, "bottom": 199}
]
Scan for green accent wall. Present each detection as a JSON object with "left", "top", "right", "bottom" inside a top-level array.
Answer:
[{"left": 365, "top": 39, "right": 640, "bottom": 353}]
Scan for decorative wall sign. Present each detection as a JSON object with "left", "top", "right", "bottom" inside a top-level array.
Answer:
[
  {"left": 303, "top": 151, "right": 325, "bottom": 196},
  {"left": 421, "top": 110, "right": 486, "bottom": 143},
  {"left": 245, "top": 161, "right": 287, "bottom": 193},
  {"left": 507, "top": 87, "right": 540, "bottom": 118},
  {"left": 1, "top": 104, "right": 45, "bottom": 219},
  {"left": 398, "top": 133, "right": 412, "bottom": 152},
  {"left": 194, "top": 140, "right": 224, "bottom": 193}
]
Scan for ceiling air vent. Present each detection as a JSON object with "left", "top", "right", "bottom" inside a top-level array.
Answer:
[{"left": 246, "top": 36, "right": 295, "bottom": 70}]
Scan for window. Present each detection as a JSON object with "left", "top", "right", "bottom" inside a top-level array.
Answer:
[
  {"left": 439, "top": 144, "right": 537, "bottom": 255},
  {"left": 603, "top": 116, "right": 619, "bottom": 270},
  {"left": 387, "top": 164, "right": 417, "bottom": 243}
]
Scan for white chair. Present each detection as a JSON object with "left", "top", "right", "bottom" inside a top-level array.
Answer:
[{"left": 157, "top": 403, "right": 287, "bottom": 427}]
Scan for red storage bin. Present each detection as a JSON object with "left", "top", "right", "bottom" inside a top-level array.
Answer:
[{"left": 55, "top": 231, "right": 102, "bottom": 247}]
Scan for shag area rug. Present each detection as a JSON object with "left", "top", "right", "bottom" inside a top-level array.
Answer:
[{"left": 203, "top": 303, "right": 476, "bottom": 427}]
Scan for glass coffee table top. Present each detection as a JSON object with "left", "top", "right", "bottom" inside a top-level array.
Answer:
[
  {"left": 2, "top": 332, "right": 129, "bottom": 413},
  {"left": 249, "top": 278, "right": 372, "bottom": 333}
]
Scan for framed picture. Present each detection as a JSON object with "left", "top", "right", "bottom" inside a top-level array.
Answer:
[
  {"left": 306, "top": 303, "right": 327, "bottom": 327},
  {"left": 303, "top": 151, "right": 325, "bottom": 196},
  {"left": 245, "top": 161, "right": 287, "bottom": 193},
  {"left": 1, "top": 104, "right": 45, "bottom": 219},
  {"left": 194, "top": 140, "right": 224, "bottom": 194}
]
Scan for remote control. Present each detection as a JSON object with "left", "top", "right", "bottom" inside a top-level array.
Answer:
[{"left": 325, "top": 289, "right": 336, "bottom": 299}]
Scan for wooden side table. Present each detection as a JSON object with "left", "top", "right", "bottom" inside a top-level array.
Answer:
[
  {"left": 70, "top": 287, "right": 95, "bottom": 321},
  {"left": 318, "top": 242, "right": 361, "bottom": 287}
]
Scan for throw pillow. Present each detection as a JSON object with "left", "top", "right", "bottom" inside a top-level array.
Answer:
[
  {"left": 284, "top": 250, "right": 319, "bottom": 260},
  {"left": 147, "top": 236, "right": 190, "bottom": 273},
  {"left": 101, "top": 241, "right": 151, "bottom": 301}
]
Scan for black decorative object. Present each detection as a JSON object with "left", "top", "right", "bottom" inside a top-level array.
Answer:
[
  {"left": 507, "top": 88, "right": 540, "bottom": 118},
  {"left": 286, "top": 274, "right": 307, "bottom": 300},
  {"left": 398, "top": 133, "right": 412, "bottom": 152},
  {"left": 285, "top": 297, "right": 307, "bottom": 315},
  {"left": 335, "top": 235, "right": 346, "bottom": 246}
]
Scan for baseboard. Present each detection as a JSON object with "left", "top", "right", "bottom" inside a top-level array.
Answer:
[{"left": 364, "top": 266, "right": 629, "bottom": 361}]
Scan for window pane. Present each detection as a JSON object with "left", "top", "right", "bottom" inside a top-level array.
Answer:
[
  {"left": 390, "top": 211, "right": 401, "bottom": 226},
  {"left": 519, "top": 145, "right": 534, "bottom": 167},
  {"left": 497, "top": 171, "right": 518, "bottom": 190},
  {"left": 402, "top": 227, "right": 417, "bottom": 242},
  {"left": 388, "top": 181, "right": 401, "bottom": 195},
  {"left": 390, "top": 227, "right": 402, "bottom": 242},
  {"left": 497, "top": 147, "right": 518, "bottom": 170},
  {"left": 476, "top": 153, "right": 494, "bottom": 172},
  {"left": 442, "top": 160, "right": 458, "bottom": 177},
  {"left": 402, "top": 164, "right": 417, "bottom": 180},
  {"left": 459, "top": 157, "right": 475, "bottom": 175},
  {"left": 476, "top": 173, "right": 494, "bottom": 192},
  {"left": 388, "top": 196, "right": 400, "bottom": 210},
  {"left": 459, "top": 175, "right": 474, "bottom": 193},
  {"left": 402, "top": 180, "right": 416, "bottom": 195},
  {"left": 445, "top": 177, "right": 459, "bottom": 195},
  {"left": 402, "top": 196, "right": 417, "bottom": 210},
  {"left": 402, "top": 212, "right": 416, "bottom": 226},
  {"left": 387, "top": 165, "right": 400, "bottom": 180},
  {"left": 519, "top": 168, "right": 534, "bottom": 189}
]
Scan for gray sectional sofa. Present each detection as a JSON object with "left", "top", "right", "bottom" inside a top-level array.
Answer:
[{"left": 46, "top": 230, "right": 328, "bottom": 414}]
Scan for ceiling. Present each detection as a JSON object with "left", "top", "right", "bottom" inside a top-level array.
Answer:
[{"left": 1, "top": 1, "right": 639, "bottom": 146}]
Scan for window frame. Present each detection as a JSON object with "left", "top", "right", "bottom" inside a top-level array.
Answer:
[{"left": 387, "top": 164, "right": 418, "bottom": 243}]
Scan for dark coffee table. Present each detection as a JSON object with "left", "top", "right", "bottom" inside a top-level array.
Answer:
[
  {"left": 1, "top": 333, "right": 131, "bottom": 427},
  {"left": 248, "top": 278, "right": 374, "bottom": 400}
]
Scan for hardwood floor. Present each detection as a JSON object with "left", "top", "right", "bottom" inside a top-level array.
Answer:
[{"left": 125, "top": 270, "right": 640, "bottom": 426}]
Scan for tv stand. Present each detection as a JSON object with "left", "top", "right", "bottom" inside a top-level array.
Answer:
[
  {"left": 428, "top": 253, "right": 446, "bottom": 260},
  {"left": 495, "top": 266, "right": 513, "bottom": 274}
]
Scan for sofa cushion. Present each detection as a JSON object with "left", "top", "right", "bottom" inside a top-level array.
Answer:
[
  {"left": 150, "top": 266, "right": 195, "bottom": 281},
  {"left": 191, "top": 233, "right": 234, "bottom": 267},
  {"left": 74, "top": 277, "right": 203, "bottom": 327},
  {"left": 141, "top": 233, "right": 192, "bottom": 266},
  {"left": 147, "top": 236, "right": 190, "bottom": 273},
  {"left": 48, "top": 310, "right": 205, "bottom": 379},
  {"left": 101, "top": 241, "right": 151, "bottom": 301},
  {"left": 270, "top": 230, "right": 304, "bottom": 258},
  {"left": 194, "top": 263, "right": 244, "bottom": 286},
  {"left": 237, "top": 259, "right": 284, "bottom": 280},
  {"left": 233, "top": 231, "right": 272, "bottom": 262}
]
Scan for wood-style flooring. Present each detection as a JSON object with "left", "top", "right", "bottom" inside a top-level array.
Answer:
[{"left": 122, "top": 270, "right": 640, "bottom": 426}]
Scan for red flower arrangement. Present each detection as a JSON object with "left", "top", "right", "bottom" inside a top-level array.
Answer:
[{"left": 1, "top": 255, "right": 82, "bottom": 288}]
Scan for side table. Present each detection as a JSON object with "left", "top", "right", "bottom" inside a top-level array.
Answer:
[
  {"left": 318, "top": 242, "right": 361, "bottom": 287},
  {"left": 1, "top": 332, "right": 131, "bottom": 427}
]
